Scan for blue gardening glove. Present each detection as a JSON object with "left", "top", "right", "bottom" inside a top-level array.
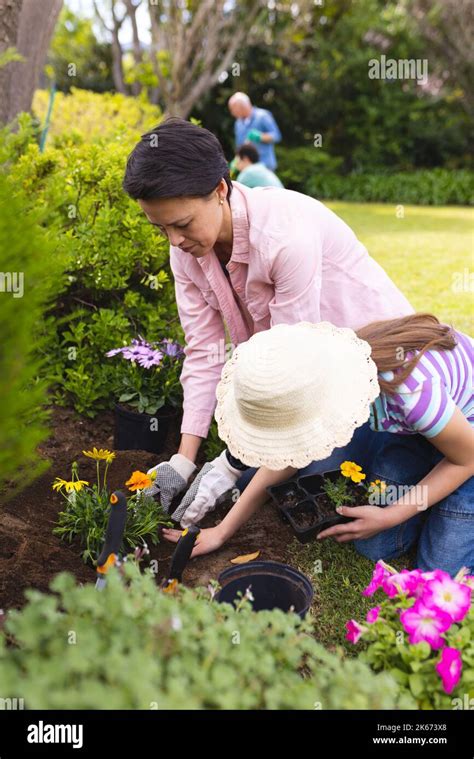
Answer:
[
  {"left": 247, "top": 128, "right": 262, "bottom": 143},
  {"left": 170, "top": 450, "right": 242, "bottom": 527},
  {"left": 145, "top": 453, "right": 196, "bottom": 512}
]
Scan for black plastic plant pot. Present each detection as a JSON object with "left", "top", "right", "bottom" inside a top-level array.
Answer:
[
  {"left": 216, "top": 561, "right": 314, "bottom": 618},
  {"left": 113, "top": 403, "right": 177, "bottom": 454}
]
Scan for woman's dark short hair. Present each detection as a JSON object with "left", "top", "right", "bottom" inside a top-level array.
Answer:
[{"left": 123, "top": 117, "right": 233, "bottom": 201}]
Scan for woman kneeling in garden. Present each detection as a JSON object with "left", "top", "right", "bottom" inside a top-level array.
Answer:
[{"left": 162, "top": 313, "right": 474, "bottom": 577}]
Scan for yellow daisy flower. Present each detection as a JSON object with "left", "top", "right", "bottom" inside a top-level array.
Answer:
[
  {"left": 52, "top": 478, "right": 89, "bottom": 493},
  {"left": 340, "top": 460, "right": 366, "bottom": 483},
  {"left": 83, "top": 447, "right": 116, "bottom": 464}
]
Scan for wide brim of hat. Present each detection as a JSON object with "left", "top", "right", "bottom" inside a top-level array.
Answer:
[{"left": 214, "top": 322, "right": 380, "bottom": 470}]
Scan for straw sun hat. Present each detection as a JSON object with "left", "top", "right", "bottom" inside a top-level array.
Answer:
[{"left": 214, "top": 321, "right": 380, "bottom": 470}]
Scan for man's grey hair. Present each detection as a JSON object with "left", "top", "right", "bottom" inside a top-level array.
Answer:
[{"left": 228, "top": 92, "right": 252, "bottom": 107}]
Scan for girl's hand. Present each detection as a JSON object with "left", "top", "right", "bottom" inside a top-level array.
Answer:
[
  {"left": 162, "top": 525, "right": 225, "bottom": 557},
  {"left": 317, "top": 504, "right": 394, "bottom": 543}
]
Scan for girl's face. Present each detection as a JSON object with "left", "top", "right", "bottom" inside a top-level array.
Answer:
[{"left": 138, "top": 179, "right": 230, "bottom": 258}]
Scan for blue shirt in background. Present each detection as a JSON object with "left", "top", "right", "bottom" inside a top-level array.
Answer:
[{"left": 234, "top": 106, "right": 282, "bottom": 170}]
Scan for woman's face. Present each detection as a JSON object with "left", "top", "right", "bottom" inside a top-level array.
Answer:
[{"left": 138, "top": 180, "right": 230, "bottom": 258}]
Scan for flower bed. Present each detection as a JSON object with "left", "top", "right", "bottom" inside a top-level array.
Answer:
[
  {"left": 53, "top": 446, "right": 172, "bottom": 564},
  {"left": 347, "top": 560, "right": 474, "bottom": 708}
]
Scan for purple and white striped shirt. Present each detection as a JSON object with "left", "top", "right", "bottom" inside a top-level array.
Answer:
[{"left": 369, "top": 329, "right": 474, "bottom": 437}]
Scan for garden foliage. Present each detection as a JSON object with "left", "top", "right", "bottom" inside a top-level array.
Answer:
[
  {"left": 0, "top": 561, "right": 416, "bottom": 710},
  {"left": 276, "top": 147, "right": 474, "bottom": 205},
  {"left": 5, "top": 94, "right": 182, "bottom": 417},
  {"left": 0, "top": 167, "right": 64, "bottom": 500},
  {"left": 347, "top": 561, "right": 474, "bottom": 709}
]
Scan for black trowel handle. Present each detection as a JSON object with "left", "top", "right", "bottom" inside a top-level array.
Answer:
[
  {"left": 96, "top": 490, "right": 127, "bottom": 568},
  {"left": 164, "top": 525, "right": 200, "bottom": 585}
]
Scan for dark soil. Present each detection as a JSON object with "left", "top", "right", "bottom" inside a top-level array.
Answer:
[
  {"left": 284, "top": 481, "right": 367, "bottom": 530},
  {"left": 0, "top": 406, "right": 297, "bottom": 613},
  {"left": 280, "top": 493, "right": 301, "bottom": 509},
  {"left": 289, "top": 502, "right": 318, "bottom": 529}
]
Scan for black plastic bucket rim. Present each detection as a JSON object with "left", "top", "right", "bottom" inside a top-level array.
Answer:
[
  {"left": 215, "top": 560, "right": 314, "bottom": 618},
  {"left": 114, "top": 402, "right": 178, "bottom": 421}
]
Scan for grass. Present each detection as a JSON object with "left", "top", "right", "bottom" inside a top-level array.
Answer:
[
  {"left": 288, "top": 536, "right": 409, "bottom": 656},
  {"left": 327, "top": 203, "right": 474, "bottom": 335},
  {"left": 288, "top": 202, "right": 473, "bottom": 654}
]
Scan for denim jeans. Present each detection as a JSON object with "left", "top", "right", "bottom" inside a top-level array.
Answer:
[{"left": 235, "top": 421, "right": 474, "bottom": 576}]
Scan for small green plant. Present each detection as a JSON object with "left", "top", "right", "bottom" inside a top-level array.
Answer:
[
  {"left": 0, "top": 560, "right": 415, "bottom": 710},
  {"left": 52, "top": 447, "right": 172, "bottom": 563},
  {"left": 321, "top": 476, "right": 356, "bottom": 508},
  {"left": 320, "top": 461, "right": 386, "bottom": 508}
]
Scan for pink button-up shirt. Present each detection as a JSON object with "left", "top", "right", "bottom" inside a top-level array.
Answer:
[{"left": 169, "top": 181, "right": 413, "bottom": 438}]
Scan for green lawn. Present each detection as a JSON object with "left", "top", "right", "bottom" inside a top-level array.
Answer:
[
  {"left": 327, "top": 202, "right": 474, "bottom": 335},
  {"left": 291, "top": 202, "right": 473, "bottom": 655}
]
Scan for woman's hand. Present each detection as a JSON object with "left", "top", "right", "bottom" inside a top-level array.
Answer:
[
  {"left": 162, "top": 525, "right": 225, "bottom": 557},
  {"left": 317, "top": 504, "right": 395, "bottom": 543}
]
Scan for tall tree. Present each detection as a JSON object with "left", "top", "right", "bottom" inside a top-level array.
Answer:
[
  {"left": 147, "top": 0, "right": 266, "bottom": 118},
  {"left": 0, "top": 0, "right": 63, "bottom": 124},
  {"left": 92, "top": 0, "right": 127, "bottom": 93},
  {"left": 410, "top": 0, "right": 474, "bottom": 117}
]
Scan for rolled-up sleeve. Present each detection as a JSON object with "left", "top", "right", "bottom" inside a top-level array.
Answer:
[
  {"left": 261, "top": 111, "right": 282, "bottom": 144},
  {"left": 170, "top": 250, "right": 226, "bottom": 438},
  {"left": 266, "top": 232, "right": 322, "bottom": 325}
]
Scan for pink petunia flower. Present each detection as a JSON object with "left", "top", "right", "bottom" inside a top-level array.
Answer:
[
  {"left": 345, "top": 619, "right": 367, "bottom": 644},
  {"left": 366, "top": 606, "right": 381, "bottom": 624},
  {"left": 382, "top": 569, "right": 424, "bottom": 598},
  {"left": 423, "top": 575, "right": 472, "bottom": 624},
  {"left": 400, "top": 600, "right": 452, "bottom": 649},
  {"left": 421, "top": 569, "right": 451, "bottom": 583},
  {"left": 436, "top": 647, "right": 462, "bottom": 694},
  {"left": 362, "top": 561, "right": 391, "bottom": 596}
]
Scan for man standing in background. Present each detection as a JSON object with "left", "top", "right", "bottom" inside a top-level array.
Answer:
[{"left": 228, "top": 92, "right": 282, "bottom": 171}]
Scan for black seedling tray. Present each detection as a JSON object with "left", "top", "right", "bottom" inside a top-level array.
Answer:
[
  {"left": 266, "top": 478, "right": 309, "bottom": 525},
  {"left": 298, "top": 470, "right": 341, "bottom": 497},
  {"left": 267, "top": 471, "right": 356, "bottom": 543}
]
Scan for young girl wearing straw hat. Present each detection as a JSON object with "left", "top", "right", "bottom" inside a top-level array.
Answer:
[{"left": 162, "top": 314, "right": 473, "bottom": 576}]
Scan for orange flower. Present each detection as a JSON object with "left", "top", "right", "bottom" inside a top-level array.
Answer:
[{"left": 125, "top": 470, "right": 152, "bottom": 491}]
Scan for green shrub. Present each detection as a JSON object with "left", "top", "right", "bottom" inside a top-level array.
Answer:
[
  {"left": 33, "top": 87, "right": 161, "bottom": 147},
  {"left": 275, "top": 145, "right": 343, "bottom": 192},
  {"left": 0, "top": 169, "right": 64, "bottom": 501},
  {"left": 7, "top": 116, "right": 181, "bottom": 417},
  {"left": 306, "top": 169, "right": 474, "bottom": 206},
  {"left": 0, "top": 561, "right": 416, "bottom": 709}
]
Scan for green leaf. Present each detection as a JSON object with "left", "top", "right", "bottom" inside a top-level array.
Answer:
[
  {"left": 119, "top": 392, "right": 137, "bottom": 402},
  {"left": 408, "top": 673, "right": 425, "bottom": 698}
]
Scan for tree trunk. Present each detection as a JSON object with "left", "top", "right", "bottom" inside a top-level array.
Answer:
[
  {"left": 0, "top": 0, "right": 63, "bottom": 125},
  {"left": 0, "top": 0, "right": 22, "bottom": 124},
  {"left": 123, "top": 0, "right": 142, "bottom": 96}
]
